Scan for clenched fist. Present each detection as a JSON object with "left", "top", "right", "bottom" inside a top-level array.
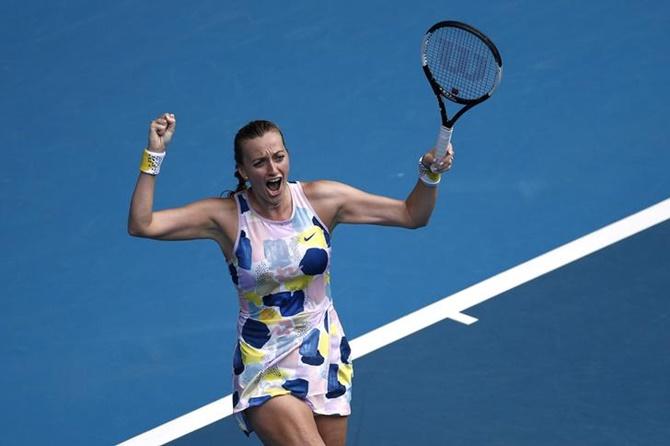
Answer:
[{"left": 148, "top": 113, "right": 176, "bottom": 152}]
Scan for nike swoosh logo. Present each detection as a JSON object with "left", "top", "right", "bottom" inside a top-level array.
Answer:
[{"left": 304, "top": 232, "right": 316, "bottom": 241}]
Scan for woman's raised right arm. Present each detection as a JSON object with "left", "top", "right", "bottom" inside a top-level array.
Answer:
[
  {"left": 127, "top": 175, "right": 226, "bottom": 240},
  {"left": 127, "top": 113, "right": 234, "bottom": 242}
]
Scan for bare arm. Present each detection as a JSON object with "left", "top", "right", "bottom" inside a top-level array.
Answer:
[
  {"left": 127, "top": 173, "right": 228, "bottom": 240},
  {"left": 305, "top": 145, "right": 454, "bottom": 230},
  {"left": 305, "top": 179, "right": 436, "bottom": 230},
  {"left": 127, "top": 113, "right": 235, "bottom": 247}
]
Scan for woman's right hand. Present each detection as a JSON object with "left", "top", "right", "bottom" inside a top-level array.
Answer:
[
  {"left": 421, "top": 143, "right": 454, "bottom": 174},
  {"left": 148, "top": 113, "right": 176, "bottom": 152}
]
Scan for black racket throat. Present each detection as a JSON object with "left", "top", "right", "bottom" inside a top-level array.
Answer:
[{"left": 424, "top": 66, "right": 486, "bottom": 128}]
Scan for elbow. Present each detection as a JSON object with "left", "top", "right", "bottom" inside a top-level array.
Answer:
[
  {"left": 127, "top": 223, "right": 147, "bottom": 238},
  {"left": 403, "top": 203, "right": 432, "bottom": 229},
  {"left": 128, "top": 214, "right": 153, "bottom": 238},
  {"left": 127, "top": 226, "right": 141, "bottom": 237},
  {"left": 410, "top": 221, "right": 429, "bottom": 229},
  {"left": 416, "top": 220, "right": 429, "bottom": 229},
  {"left": 406, "top": 216, "right": 430, "bottom": 229}
]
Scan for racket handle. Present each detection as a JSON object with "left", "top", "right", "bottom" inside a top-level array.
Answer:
[{"left": 432, "top": 125, "right": 452, "bottom": 172}]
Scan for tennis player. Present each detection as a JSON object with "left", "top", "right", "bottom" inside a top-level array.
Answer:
[{"left": 128, "top": 113, "right": 453, "bottom": 445}]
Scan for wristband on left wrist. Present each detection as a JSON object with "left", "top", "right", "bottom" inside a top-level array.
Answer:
[{"left": 418, "top": 156, "right": 441, "bottom": 187}]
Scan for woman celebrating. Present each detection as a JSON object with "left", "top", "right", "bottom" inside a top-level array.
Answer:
[{"left": 128, "top": 113, "right": 453, "bottom": 445}]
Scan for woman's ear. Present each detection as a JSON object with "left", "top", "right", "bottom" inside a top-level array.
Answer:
[{"left": 237, "top": 165, "right": 248, "bottom": 181}]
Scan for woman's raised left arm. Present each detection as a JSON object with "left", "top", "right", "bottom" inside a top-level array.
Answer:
[{"left": 304, "top": 145, "right": 454, "bottom": 230}]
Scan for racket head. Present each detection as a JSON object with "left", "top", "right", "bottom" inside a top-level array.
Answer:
[{"left": 421, "top": 20, "right": 503, "bottom": 106}]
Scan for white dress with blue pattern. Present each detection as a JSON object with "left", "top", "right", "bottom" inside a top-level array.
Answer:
[{"left": 228, "top": 181, "right": 353, "bottom": 434}]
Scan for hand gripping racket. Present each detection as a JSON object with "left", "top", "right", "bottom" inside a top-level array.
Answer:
[{"left": 421, "top": 20, "right": 503, "bottom": 164}]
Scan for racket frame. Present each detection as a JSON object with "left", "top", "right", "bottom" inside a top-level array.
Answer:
[{"left": 421, "top": 20, "right": 503, "bottom": 161}]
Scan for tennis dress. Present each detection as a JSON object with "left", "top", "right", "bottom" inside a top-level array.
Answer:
[{"left": 228, "top": 181, "right": 353, "bottom": 435}]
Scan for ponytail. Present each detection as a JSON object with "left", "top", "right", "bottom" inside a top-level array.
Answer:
[{"left": 229, "top": 170, "right": 248, "bottom": 197}]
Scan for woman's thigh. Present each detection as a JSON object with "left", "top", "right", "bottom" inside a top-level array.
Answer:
[
  {"left": 314, "top": 414, "right": 348, "bottom": 446},
  {"left": 245, "top": 395, "right": 325, "bottom": 446}
]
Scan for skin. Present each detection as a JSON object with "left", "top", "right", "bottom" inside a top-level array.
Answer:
[{"left": 128, "top": 113, "right": 454, "bottom": 445}]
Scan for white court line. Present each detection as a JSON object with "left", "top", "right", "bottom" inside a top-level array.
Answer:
[{"left": 117, "top": 197, "right": 670, "bottom": 446}]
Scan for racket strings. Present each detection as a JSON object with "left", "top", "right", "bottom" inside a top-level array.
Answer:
[{"left": 425, "top": 27, "right": 499, "bottom": 101}]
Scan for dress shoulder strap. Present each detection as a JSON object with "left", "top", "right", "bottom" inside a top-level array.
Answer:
[{"left": 291, "top": 181, "right": 331, "bottom": 241}]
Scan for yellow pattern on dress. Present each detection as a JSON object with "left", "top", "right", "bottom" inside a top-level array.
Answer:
[
  {"left": 244, "top": 291, "right": 262, "bottom": 306},
  {"left": 338, "top": 363, "right": 353, "bottom": 386},
  {"left": 240, "top": 341, "right": 264, "bottom": 365},
  {"left": 318, "top": 329, "right": 330, "bottom": 358},
  {"left": 297, "top": 225, "right": 328, "bottom": 249},
  {"left": 285, "top": 275, "right": 313, "bottom": 292},
  {"left": 259, "top": 308, "right": 281, "bottom": 323}
]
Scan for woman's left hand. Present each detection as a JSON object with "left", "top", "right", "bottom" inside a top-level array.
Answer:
[{"left": 421, "top": 143, "right": 455, "bottom": 173}]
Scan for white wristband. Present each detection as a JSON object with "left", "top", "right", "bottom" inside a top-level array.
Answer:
[
  {"left": 139, "top": 148, "right": 166, "bottom": 175},
  {"left": 418, "top": 156, "right": 441, "bottom": 187}
]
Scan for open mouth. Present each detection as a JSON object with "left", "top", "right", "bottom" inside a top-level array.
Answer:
[{"left": 266, "top": 178, "right": 282, "bottom": 192}]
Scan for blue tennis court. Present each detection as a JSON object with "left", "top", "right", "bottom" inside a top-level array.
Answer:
[
  {"left": 2, "top": 1, "right": 669, "bottom": 445},
  {"left": 169, "top": 217, "right": 670, "bottom": 445}
]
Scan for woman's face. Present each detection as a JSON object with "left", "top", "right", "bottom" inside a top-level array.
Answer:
[{"left": 238, "top": 130, "right": 290, "bottom": 207}]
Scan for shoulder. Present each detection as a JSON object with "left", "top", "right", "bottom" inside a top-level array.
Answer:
[
  {"left": 300, "top": 180, "right": 352, "bottom": 201},
  {"left": 299, "top": 180, "right": 363, "bottom": 230},
  {"left": 191, "top": 195, "right": 237, "bottom": 214},
  {"left": 183, "top": 196, "right": 238, "bottom": 230}
]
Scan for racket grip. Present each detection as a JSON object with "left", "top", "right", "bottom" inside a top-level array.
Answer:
[{"left": 434, "top": 125, "right": 453, "bottom": 160}]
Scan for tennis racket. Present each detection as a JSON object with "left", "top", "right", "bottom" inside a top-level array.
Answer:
[{"left": 421, "top": 20, "right": 503, "bottom": 166}]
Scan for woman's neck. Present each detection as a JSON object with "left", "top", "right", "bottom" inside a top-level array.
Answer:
[{"left": 247, "top": 187, "right": 293, "bottom": 221}]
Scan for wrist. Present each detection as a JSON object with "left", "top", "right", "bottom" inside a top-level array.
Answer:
[
  {"left": 139, "top": 147, "right": 166, "bottom": 175},
  {"left": 146, "top": 145, "right": 166, "bottom": 154},
  {"left": 418, "top": 156, "right": 441, "bottom": 187}
]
